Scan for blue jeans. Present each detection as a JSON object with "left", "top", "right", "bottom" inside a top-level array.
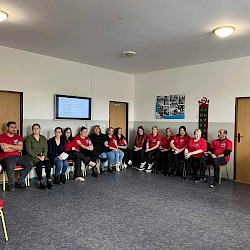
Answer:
[
  {"left": 53, "top": 157, "right": 69, "bottom": 176},
  {"left": 100, "top": 152, "right": 108, "bottom": 167},
  {"left": 106, "top": 150, "right": 124, "bottom": 166}
]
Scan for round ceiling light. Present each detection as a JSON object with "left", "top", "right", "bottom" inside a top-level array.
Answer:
[
  {"left": 123, "top": 51, "right": 136, "bottom": 57},
  {"left": 213, "top": 26, "right": 235, "bottom": 38},
  {"left": 0, "top": 10, "right": 8, "bottom": 22}
]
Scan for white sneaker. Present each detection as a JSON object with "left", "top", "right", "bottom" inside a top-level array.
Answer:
[
  {"left": 75, "top": 177, "right": 85, "bottom": 182},
  {"left": 123, "top": 163, "right": 127, "bottom": 169},
  {"left": 141, "top": 161, "right": 146, "bottom": 166},
  {"left": 145, "top": 163, "right": 154, "bottom": 173},
  {"left": 138, "top": 166, "right": 145, "bottom": 171},
  {"left": 128, "top": 160, "right": 132, "bottom": 165},
  {"left": 116, "top": 165, "right": 120, "bottom": 172}
]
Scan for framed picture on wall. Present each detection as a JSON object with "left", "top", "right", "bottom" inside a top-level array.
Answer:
[{"left": 155, "top": 94, "right": 185, "bottom": 119}]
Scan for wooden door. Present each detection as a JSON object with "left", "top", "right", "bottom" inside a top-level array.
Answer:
[
  {"left": 0, "top": 91, "right": 22, "bottom": 135},
  {"left": 235, "top": 97, "right": 250, "bottom": 184},
  {"left": 109, "top": 101, "right": 128, "bottom": 138}
]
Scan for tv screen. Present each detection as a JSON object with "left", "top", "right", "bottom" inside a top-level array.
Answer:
[{"left": 54, "top": 94, "right": 91, "bottom": 120}]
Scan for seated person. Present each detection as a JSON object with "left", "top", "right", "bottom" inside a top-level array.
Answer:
[
  {"left": 48, "top": 127, "right": 69, "bottom": 184},
  {"left": 24, "top": 123, "right": 53, "bottom": 189},
  {"left": 133, "top": 126, "right": 147, "bottom": 169},
  {"left": 89, "top": 125, "right": 109, "bottom": 171},
  {"left": 64, "top": 127, "right": 96, "bottom": 181},
  {"left": 73, "top": 126, "right": 98, "bottom": 177},
  {"left": 169, "top": 126, "right": 190, "bottom": 176},
  {"left": 116, "top": 127, "right": 132, "bottom": 168},
  {"left": 200, "top": 129, "right": 232, "bottom": 188},
  {"left": 159, "top": 128, "right": 173, "bottom": 176},
  {"left": 106, "top": 127, "right": 124, "bottom": 172},
  {"left": 184, "top": 129, "right": 207, "bottom": 182},
  {"left": 139, "top": 126, "right": 161, "bottom": 173},
  {"left": 0, "top": 121, "right": 33, "bottom": 191}
]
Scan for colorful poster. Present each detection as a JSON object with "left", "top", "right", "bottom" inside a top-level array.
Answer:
[{"left": 155, "top": 95, "right": 185, "bottom": 119}]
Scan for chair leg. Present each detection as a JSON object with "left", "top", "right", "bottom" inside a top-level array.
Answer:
[
  {"left": 225, "top": 165, "right": 229, "bottom": 180},
  {"left": 0, "top": 209, "right": 8, "bottom": 241},
  {"left": 182, "top": 162, "right": 186, "bottom": 180}
]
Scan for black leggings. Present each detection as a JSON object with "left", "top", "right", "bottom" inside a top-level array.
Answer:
[{"left": 35, "top": 160, "right": 51, "bottom": 181}]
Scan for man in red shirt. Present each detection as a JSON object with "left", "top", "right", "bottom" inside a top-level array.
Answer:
[
  {"left": 0, "top": 121, "right": 33, "bottom": 191},
  {"left": 200, "top": 129, "right": 232, "bottom": 188}
]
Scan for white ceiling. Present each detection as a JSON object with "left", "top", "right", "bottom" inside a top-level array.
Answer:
[{"left": 0, "top": 0, "right": 250, "bottom": 74}]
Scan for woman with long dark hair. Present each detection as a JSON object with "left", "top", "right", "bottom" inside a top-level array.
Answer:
[
  {"left": 133, "top": 126, "right": 147, "bottom": 169},
  {"left": 63, "top": 127, "right": 96, "bottom": 181},
  {"left": 48, "top": 127, "right": 69, "bottom": 184},
  {"left": 116, "top": 127, "right": 132, "bottom": 168}
]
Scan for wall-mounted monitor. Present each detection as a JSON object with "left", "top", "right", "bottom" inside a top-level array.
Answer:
[{"left": 54, "top": 94, "right": 91, "bottom": 120}]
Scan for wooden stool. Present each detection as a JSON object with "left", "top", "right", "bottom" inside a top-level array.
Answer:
[
  {"left": 219, "top": 164, "right": 229, "bottom": 184},
  {"left": 0, "top": 199, "right": 8, "bottom": 241}
]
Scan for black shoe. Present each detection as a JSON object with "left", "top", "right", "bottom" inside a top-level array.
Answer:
[
  {"left": 46, "top": 181, "right": 54, "bottom": 189},
  {"left": 54, "top": 175, "right": 61, "bottom": 185},
  {"left": 38, "top": 182, "right": 46, "bottom": 190},
  {"left": 8, "top": 184, "right": 15, "bottom": 192},
  {"left": 100, "top": 157, "right": 108, "bottom": 163},
  {"left": 15, "top": 182, "right": 26, "bottom": 189},
  {"left": 92, "top": 171, "right": 98, "bottom": 177},
  {"left": 60, "top": 175, "right": 66, "bottom": 184},
  {"left": 107, "top": 166, "right": 113, "bottom": 172}
]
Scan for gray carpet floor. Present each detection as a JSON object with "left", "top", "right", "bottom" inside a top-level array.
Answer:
[{"left": 0, "top": 169, "right": 250, "bottom": 250}]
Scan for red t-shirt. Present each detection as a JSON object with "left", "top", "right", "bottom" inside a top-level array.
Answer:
[
  {"left": 73, "top": 136, "right": 92, "bottom": 151},
  {"left": 65, "top": 139, "right": 78, "bottom": 152},
  {"left": 172, "top": 134, "right": 190, "bottom": 149},
  {"left": 148, "top": 134, "right": 162, "bottom": 149},
  {"left": 212, "top": 138, "right": 232, "bottom": 163},
  {"left": 117, "top": 137, "right": 126, "bottom": 146},
  {"left": 186, "top": 138, "right": 207, "bottom": 158},
  {"left": 108, "top": 135, "right": 117, "bottom": 149},
  {"left": 161, "top": 136, "right": 173, "bottom": 150},
  {"left": 0, "top": 133, "right": 22, "bottom": 161},
  {"left": 134, "top": 134, "right": 147, "bottom": 148}
]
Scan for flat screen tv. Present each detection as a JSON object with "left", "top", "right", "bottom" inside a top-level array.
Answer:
[{"left": 54, "top": 94, "right": 91, "bottom": 120}]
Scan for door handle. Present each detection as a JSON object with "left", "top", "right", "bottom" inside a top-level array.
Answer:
[{"left": 237, "top": 133, "right": 243, "bottom": 143}]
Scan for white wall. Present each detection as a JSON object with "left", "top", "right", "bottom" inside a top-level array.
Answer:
[
  {"left": 135, "top": 56, "right": 250, "bottom": 123},
  {"left": 0, "top": 45, "right": 134, "bottom": 136}
]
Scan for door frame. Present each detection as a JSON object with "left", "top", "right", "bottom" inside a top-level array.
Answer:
[
  {"left": 109, "top": 101, "right": 129, "bottom": 139},
  {"left": 234, "top": 96, "right": 250, "bottom": 181},
  {"left": 0, "top": 90, "right": 23, "bottom": 136}
]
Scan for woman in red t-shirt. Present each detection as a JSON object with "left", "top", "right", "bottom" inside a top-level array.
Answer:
[
  {"left": 106, "top": 127, "right": 124, "bottom": 172},
  {"left": 169, "top": 126, "right": 190, "bottom": 176},
  {"left": 73, "top": 126, "right": 99, "bottom": 177},
  {"left": 184, "top": 129, "right": 207, "bottom": 182},
  {"left": 133, "top": 126, "right": 147, "bottom": 169},
  {"left": 159, "top": 127, "right": 173, "bottom": 175},
  {"left": 139, "top": 126, "right": 161, "bottom": 173},
  {"left": 116, "top": 127, "right": 132, "bottom": 168},
  {"left": 63, "top": 127, "right": 96, "bottom": 181}
]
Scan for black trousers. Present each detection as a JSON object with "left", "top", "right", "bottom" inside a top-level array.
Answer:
[
  {"left": 186, "top": 156, "right": 200, "bottom": 179},
  {"left": 145, "top": 149, "right": 160, "bottom": 168},
  {"left": 160, "top": 150, "right": 172, "bottom": 174},
  {"left": 1, "top": 156, "right": 33, "bottom": 186},
  {"left": 121, "top": 148, "right": 132, "bottom": 164},
  {"left": 132, "top": 149, "right": 145, "bottom": 167},
  {"left": 68, "top": 150, "right": 90, "bottom": 178},
  {"left": 35, "top": 160, "right": 51, "bottom": 181},
  {"left": 200, "top": 155, "right": 227, "bottom": 183},
  {"left": 80, "top": 149, "right": 99, "bottom": 163},
  {"left": 170, "top": 151, "right": 185, "bottom": 175}
]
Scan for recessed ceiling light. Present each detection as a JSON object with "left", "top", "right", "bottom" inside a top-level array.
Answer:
[
  {"left": 0, "top": 10, "right": 8, "bottom": 22},
  {"left": 213, "top": 26, "right": 235, "bottom": 38},
  {"left": 123, "top": 51, "right": 136, "bottom": 57}
]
